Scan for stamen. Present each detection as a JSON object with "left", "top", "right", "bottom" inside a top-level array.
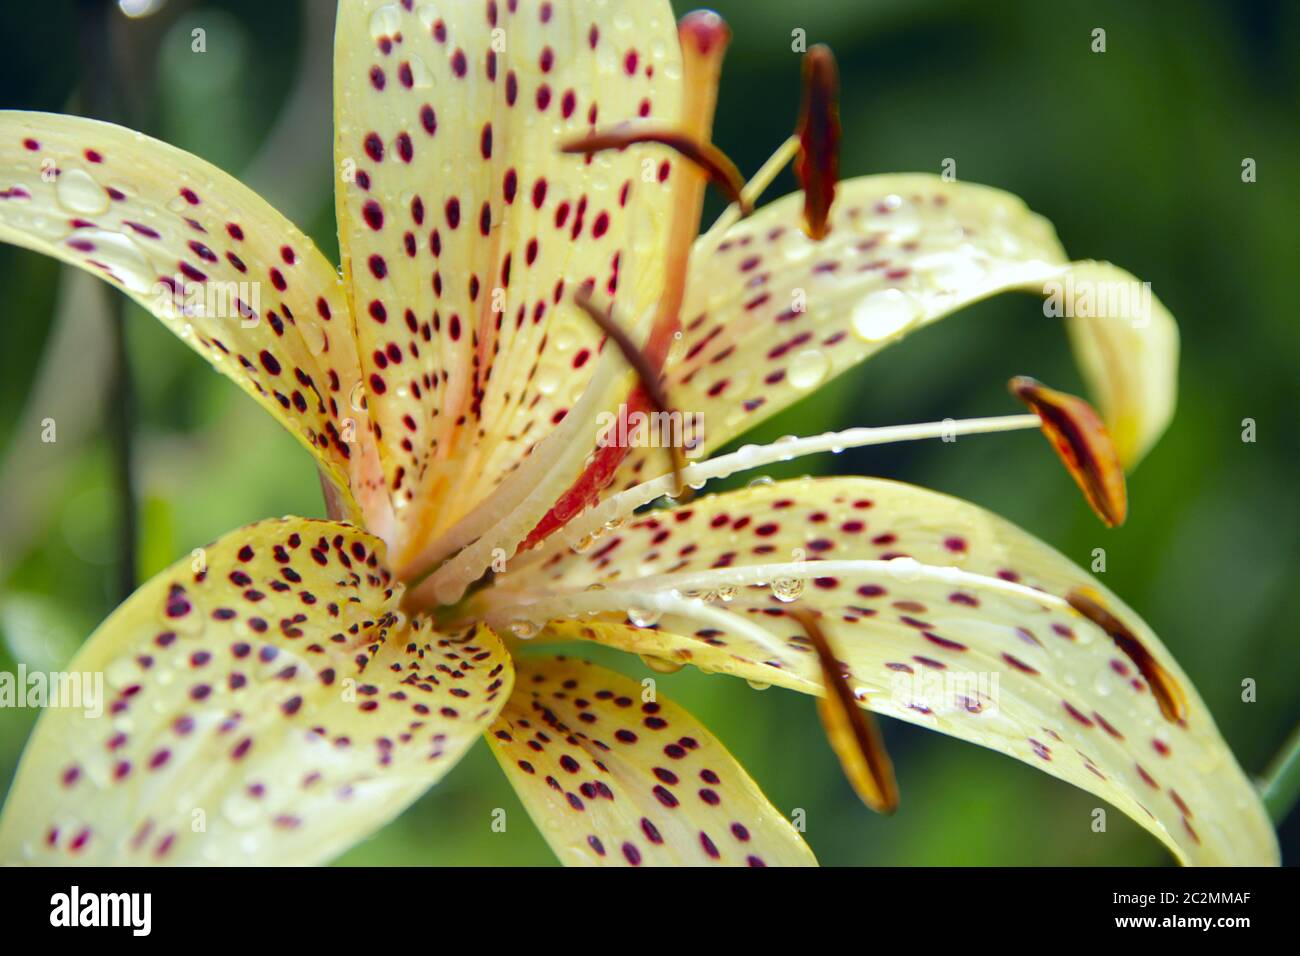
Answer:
[
  {"left": 405, "top": 15, "right": 736, "bottom": 592},
  {"left": 794, "top": 44, "right": 841, "bottom": 241},
  {"left": 513, "top": 11, "right": 732, "bottom": 553},
  {"left": 657, "top": 10, "right": 731, "bottom": 328},
  {"left": 516, "top": 413, "right": 1042, "bottom": 567},
  {"left": 1067, "top": 587, "right": 1188, "bottom": 724},
  {"left": 462, "top": 581, "right": 796, "bottom": 668},
  {"left": 492, "top": 560, "right": 1069, "bottom": 615},
  {"left": 791, "top": 607, "right": 899, "bottom": 814},
  {"left": 701, "top": 134, "right": 800, "bottom": 246},
  {"left": 574, "top": 290, "right": 690, "bottom": 498},
  {"left": 1010, "top": 376, "right": 1128, "bottom": 527},
  {"left": 318, "top": 468, "right": 349, "bottom": 522},
  {"left": 561, "top": 123, "right": 751, "bottom": 215}
]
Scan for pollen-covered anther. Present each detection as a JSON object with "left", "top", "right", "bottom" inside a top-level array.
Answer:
[
  {"left": 574, "top": 290, "right": 690, "bottom": 501},
  {"left": 1010, "top": 376, "right": 1128, "bottom": 527},
  {"left": 1066, "top": 588, "right": 1188, "bottom": 724},
  {"left": 560, "top": 124, "right": 752, "bottom": 216},
  {"left": 794, "top": 44, "right": 841, "bottom": 241},
  {"left": 791, "top": 608, "right": 899, "bottom": 814}
]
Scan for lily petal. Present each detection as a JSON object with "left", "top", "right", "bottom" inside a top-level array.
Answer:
[
  {"left": 0, "top": 111, "right": 383, "bottom": 525},
  {"left": 487, "top": 655, "right": 816, "bottom": 866},
  {"left": 486, "top": 478, "right": 1276, "bottom": 865},
  {"left": 333, "top": 0, "right": 684, "bottom": 559},
  {"left": 615, "top": 174, "right": 1178, "bottom": 492},
  {"left": 0, "top": 518, "right": 512, "bottom": 865}
]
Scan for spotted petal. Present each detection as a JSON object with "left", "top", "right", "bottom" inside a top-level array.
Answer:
[
  {"left": 484, "top": 478, "right": 1276, "bottom": 865},
  {"left": 615, "top": 174, "right": 1178, "bottom": 491},
  {"left": 487, "top": 656, "right": 816, "bottom": 866},
  {"left": 334, "top": 0, "right": 684, "bottom": 560},
  {"left": 0, "top": 111, "right": 385, "bottom": 526},
  {"left": 0, "top": 518, "right": 512, "bottom": 865}
]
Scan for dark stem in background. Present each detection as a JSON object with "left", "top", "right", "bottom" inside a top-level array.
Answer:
[{"left": 76, "top": 0, "right": 137, "bottom": 602}]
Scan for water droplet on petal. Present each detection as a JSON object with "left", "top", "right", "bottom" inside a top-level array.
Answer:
[
  {"left": 771, "top": 577, "right": 804, "bottom": 602},
  {"left": 852, "top": 288, "right": 922, "bottom": 342},
  {"left": 368, "top": 4, "right": 402, "bottom": 40},
  {"left": 640, "top": 654, "right": 682, "bottom": 674},
  {"left": 627, "top": 606, "right": 662, "bottom": 628},
  {"left": 62, "top": 229, "right": 155, "bottom": 293},
  {"left": 55, "top": 168, "right": 110, "bottom": 215},
  {"left": 508, "top": 619, "right": 539, "bottom": 640},
  {"left": 788, "top": 348, "right": 830, "bottom": 389}
]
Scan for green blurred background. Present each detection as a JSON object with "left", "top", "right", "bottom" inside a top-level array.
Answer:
[{"left": 0, "top": 0, "right": 1295, "bottom": 865}]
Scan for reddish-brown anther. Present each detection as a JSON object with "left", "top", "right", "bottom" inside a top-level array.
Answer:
[
  {"left": 522, "top": 10, "right": 731, "bottom": 550},
  {"left": 1010, "top": 376, "right": 1128, "bottom": 527},
  {"left": 794, "top": 44, "right": 841, "bottom": 241},
  {"left": 1067, "top": 588, "right": 1188, "bottom": 724},
  {"left": 791, "top": 608, "right": 899, "bottom": 814},
  {"left": 561, "top": 124, "right": 751, "bottom": 215},
  {"left": 572, "top": 290, "right": 689, "bottom": 499}
]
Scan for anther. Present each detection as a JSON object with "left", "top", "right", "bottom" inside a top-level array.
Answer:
[
  {"left": 1011, "top": 376, "right": 1128, "bottom": 527},
  {"left": 1067, "top": 587, "right": 1188, "bottom": 724},
  {"left": 561, "top": 123, "right": 752, "bottom": 216},
  {"left": 791, "top": 607, "right": 899, "bottom": 814},
  {"left": 574, "top": 290, "right": 690, "bottom": 500},
  {"left": 794, "top": 44, "right": 841, "bottom": 241}
]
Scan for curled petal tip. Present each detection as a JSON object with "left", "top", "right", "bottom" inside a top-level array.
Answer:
[
  {"left": 678, "top": 10, "right": 731, "bottom": 57},
  {"left": 796, "top": 44, "right": 841, "bottom": 241},
  {"left": 1010, "top": 376, "right": 1128, "bottom": 527}
]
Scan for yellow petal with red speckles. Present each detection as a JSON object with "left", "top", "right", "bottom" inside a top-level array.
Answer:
[
  {"left": 483, "top": 478, "right": 1275, "bottom": 866},
  {"left": 487, "top": 656, "right": 816, "bottom": 867},
  {"left": 333, "top": 0, "right": 684, "bottom": 560},
  {"left": 0, "top": 111, "right": 387, "bottom": 529},
  {"left": 0, "top": 518, "right": 512, "bottom": 865},
  {"left": 613, "top": 174, "right": 1177, "bottom": 492}
]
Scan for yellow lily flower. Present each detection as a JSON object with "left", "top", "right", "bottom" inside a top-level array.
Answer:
[{"left": 0, "top": 0, "right": 1277, "bottom": 867}]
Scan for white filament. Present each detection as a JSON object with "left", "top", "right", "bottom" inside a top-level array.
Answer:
[
  {"left": 517, "top": 414, "right": 1042, "bottom": 570},
  {"left": 400, "top": 302, "right": 653, "bottom": 589},
  {"left": 467, "top": 582, "right": 800, "bottom": 668},
  {"left": 700, "top": 134, "right": 800, "bottom": 250}
]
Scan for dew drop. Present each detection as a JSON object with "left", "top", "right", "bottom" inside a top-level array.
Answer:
[
  {"left": 787, "top": 348, "right": 830, "bottom": 389},
  {"left": 301, "top": 319, "right": 328, "bottom": 356},
  {"left": 405, "top": 55, "right": 436, "bottom": 89},
  {"left": 771, "top": 577, "right": 804, "bottom": 603},
  {"left": 535, "top": 367, "right": 562, "bottom": 396},
  {"left": 55, "top": 168, "right": 110, "bottom": 215},
  {"left": 627, "top": 606, "right": 662, "bottom": 628},
  {"left": 368, "top": 4, "right": 402, "bottom": 40},
  {"left": 508, "top": 619, "right": 539, "bottom": 640},
  {"left": 852, "top": 288, "right": 923, "bottom": 342},
  {"left": 64, "top": 230, "right": 156, "bottom": 293},
  {"left": 639, "top": 654, "right": 683, "bottom": 674}
]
